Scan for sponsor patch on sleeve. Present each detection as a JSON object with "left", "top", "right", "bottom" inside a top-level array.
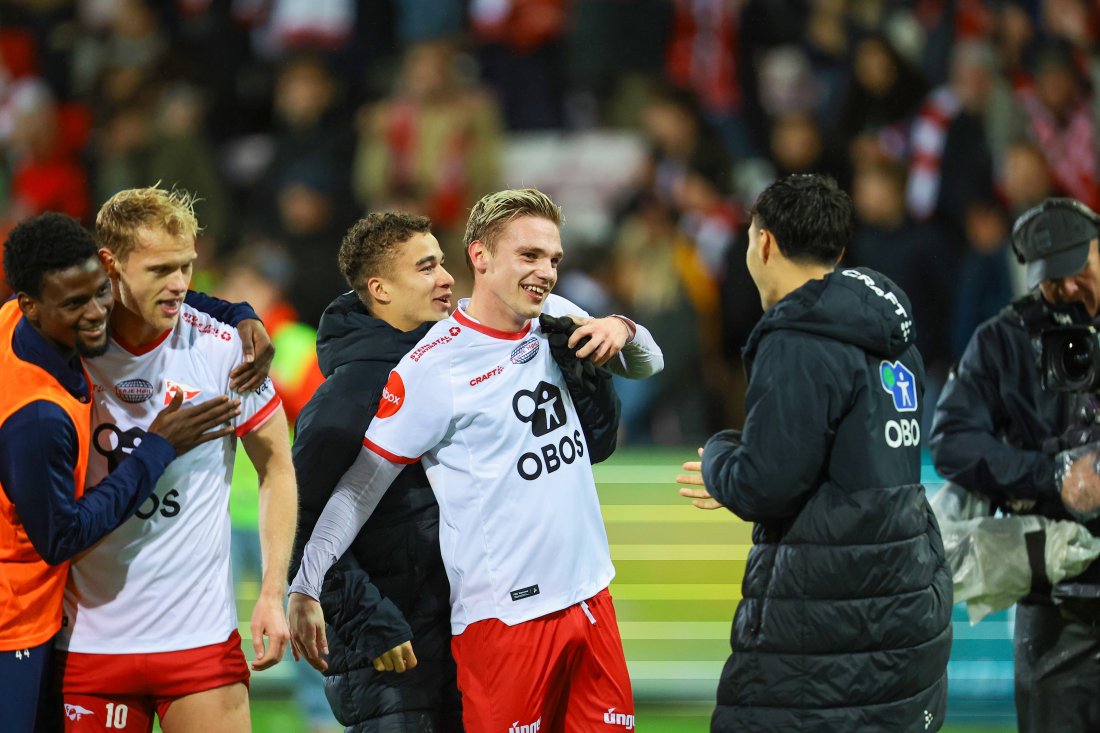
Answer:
[{"left": 377, "top": 371, "right": 405, "bottom": 418}]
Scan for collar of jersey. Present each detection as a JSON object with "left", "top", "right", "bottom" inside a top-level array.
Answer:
[
  {"left": 112, "top": 327, "right": 172, "bottom": 356},
  {"left": 453, "top": 307, "right": 532, "bottom": 340}
]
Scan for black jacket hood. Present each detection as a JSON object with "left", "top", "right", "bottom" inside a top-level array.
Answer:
[
  {"left": 316, "top": 291, "right": 432, "bottom": 378},
  {"left": 744, "top": 267, "right": 916, "bottom": 362}
]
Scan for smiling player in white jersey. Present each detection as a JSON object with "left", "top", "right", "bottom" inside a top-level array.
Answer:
[
  {"left": 289, "top": 188, "right": 663, "bottom": 732},
  {"left": 56, "top": 187, "right": 298, "bottom": 733}
]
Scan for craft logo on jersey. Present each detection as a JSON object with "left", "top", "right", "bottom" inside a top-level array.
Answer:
[
  {"left": 93, "top": 422, "right": 147, "bottom": 471},
  {"left": 512, "top": 381, "right": 567, "bottom": 437},
  {"left": 510, "top": 337, "right": 540, "bottom": 365},
  {"left": 378, "top": 371, "right": 405, "bottom": 418},
  {"left": 164, "top": 379, "right": 201, "bottom": 405},
  {"left": 115, "top": 378, "right": 154, "bottom": 403},
  {"left": 880, "top": 360, "right": 917, "bottom": 412},
  {"left": 65, "top": 704, "right": 94, "bottom": 722}
]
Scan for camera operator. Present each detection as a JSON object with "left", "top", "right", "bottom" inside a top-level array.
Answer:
[{"left": 931, "top": 197, "right": 1100, "bottom": 732}]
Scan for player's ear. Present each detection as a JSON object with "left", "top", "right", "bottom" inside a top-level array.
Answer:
[
  {"left": 98, "top": 248, "right": 119, "bottom": 278},
  {"left": 16, "top": 292, "right": 38, "bottom": 322},
  {"left": 367, "top": 276, "right": 390, "bottom": 305},
  {"left": 468, "top": 240, "right": 489, "bottom": 274}
]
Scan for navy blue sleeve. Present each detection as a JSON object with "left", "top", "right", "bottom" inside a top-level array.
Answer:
[
  {"left": 0, "top": 401, "right": 175, "bottom": 565},
  {"left": 183, "top": 290, "right": 259, "bottom": 326}
]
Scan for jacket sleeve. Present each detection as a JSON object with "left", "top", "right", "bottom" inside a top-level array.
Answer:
[
  {"left": 929, "top": 320, "right": 1058, "bottom": 502},
  {"left": 539, "top": 314, "right": 621, "bottom": 463},
  {"left": 183, "top": 290, "right": 259, "bottom": 326},
  {"left": 320, "top": 553, "right": 413, "bottom": 663},
  {"left": 702, "top": 334, "right": 846, "bottom": 522},
  {"left": 291, "top": 386, "right": 413, "bottom": 652},
  {"left": 0, "top": 401, "right": 173, "bottom": 565}
]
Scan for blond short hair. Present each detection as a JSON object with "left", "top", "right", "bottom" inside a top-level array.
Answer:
[
  {"left": 96, "top": 186, "right": 201, "bottom": 260},
  {"left": 463, "top": 188, "right": 563, "bottom": 272}
]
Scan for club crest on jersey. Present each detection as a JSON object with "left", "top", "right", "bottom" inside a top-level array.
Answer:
[
  {"left": 378, "top": 371, "right": 405, "bottom": 418},
  {"left": 115, "top": 378, "right": 154, "bottom": 403},
  {"left": 449, "top": 326, "right": 461, "bottom": 336},
  {"left": 512, "top": 381, "right": 567, "bottom": 437},
  {"left": 510, "top": 337, "right": 540, "bottom": 365},
  {"left": 880, "top": 360, "right": 917, "bottom": 412},
  {"left": 164, "top": 379, "right": 201, "bottom": 405},
  {"left": 65, "top": 704, "right": 94, "bottom": 721}
]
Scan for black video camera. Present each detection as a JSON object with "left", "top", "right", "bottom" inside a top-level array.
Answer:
[{"left": 1041, "top": 325, "right": 1100, "bottom": 392}]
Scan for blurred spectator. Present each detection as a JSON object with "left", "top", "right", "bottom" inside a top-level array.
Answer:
[
  {"left": 70, "top": 0, "right": 168, "bottom": 107},
  {"left": 849, "top": 160, "right": 954, "bottom": 402},
  {"left": 257, "top": 158, "right": 350, "bottom": 327},
  {"left": 3, "top": 79, "right": 90, "bottom": 226},
  {"left": 1001, "top": 140, "right": 1055, "bottom": 216},
  {"left": 906, "top": 40, "right": 1001, "bottom": 246},
  {"left": 472, "top": 0, "right": 569, "bottom": 129},
  {"left": 353, "top": 38, "right": 501, "bottom": 292},
  {"left": 1013, "top": 37, "right": 1100, "bottom": 209},
  {"left": 255, "top": 53, "right": 355, "bottom": 227},
  {"left": 664, "top": 0, "right": 750, "bottom": 157},
  {"left": 215, "top": 241, "right": 324, "bottom": 423},
  {"left": 768, "top": 111, "right": 834, "bottom": 178},
  {"left": 833, "top": 33, "right": 928, "bottom": 183},
  {"left": 93, "top": 84, "right": 229, "bottom": 249},
  {"left": 950, "top": 197, "right": 1015, "bottom": 360}
]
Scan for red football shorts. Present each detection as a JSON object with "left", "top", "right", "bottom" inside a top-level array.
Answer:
[
  {"left": 451, "top": 588, "right": 634, "bottom": 733},
  {"left": 57, "top": 630, "right": 250, "bottom": 732}
]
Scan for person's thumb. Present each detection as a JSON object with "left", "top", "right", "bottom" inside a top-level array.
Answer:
[{"left": 165, "top": 388, "right": 184, "bottom": 411}]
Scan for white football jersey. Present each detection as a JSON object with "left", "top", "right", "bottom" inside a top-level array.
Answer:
[
  {"left": 365, "top": 295, "right": 615, "bottom": 634},
  {"left": 58, "top": 304, "right": 281, "bottom": 654}
]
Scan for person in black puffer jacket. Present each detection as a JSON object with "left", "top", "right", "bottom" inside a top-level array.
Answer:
[
  {"left": 679, "top": 175, "right": 952, "bottom": 732},
  {"left": 289, "top": 213, "right": 462, "bottom": 733}
]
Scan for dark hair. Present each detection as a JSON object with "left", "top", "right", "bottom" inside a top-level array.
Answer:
[
  {"left": 750, "top": 174, "right": 854, "bottom": 265},
  {"left": 339, "top": 212, "right": 433, "bottom": 291},
  {"left": 4, "top": 212, "right": 100, "bottom": 297}
]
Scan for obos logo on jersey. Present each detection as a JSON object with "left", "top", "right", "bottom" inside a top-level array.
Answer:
[
  {"left": 115, "top": 378, "right": 154, "bottom": 403},
  {"left": 512, "top": 382, "right": 567, "bottom": 437},
  {"left": 512, "top": 381, "right": 586, "bottom": 480},
  {"left": 880, "top": 361, "right": 917, "bottom": 412},
  {"left": 378, "top": 371, "right": 405, "bottom": 418}
]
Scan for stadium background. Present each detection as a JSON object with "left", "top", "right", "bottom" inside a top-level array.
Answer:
[{"left": 2, "top": 0, "right": 1079, "bottom": 730}]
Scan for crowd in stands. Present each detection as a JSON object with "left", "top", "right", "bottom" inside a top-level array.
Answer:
[{"left": 2, "top": 0, "right": 1095, "bottom": 444}]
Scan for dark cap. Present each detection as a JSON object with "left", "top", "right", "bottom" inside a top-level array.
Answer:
[{"left": 1011, "top": 198, "right": 1100, "bottom": 288}]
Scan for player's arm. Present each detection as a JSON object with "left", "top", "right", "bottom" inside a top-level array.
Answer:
[
  {"left": 288, "top": 445, "right": 404, "bottom": 671},
  {"left": 700, "top": 335, "right": 845, "bottom": 522},
  {"left": 183, "top": 290, "right": 274, "bottom": 392},
  {"left": 553, "top": 297, "right": 663, "bottom": 377},
  {"left": 240, "top": 404, "right": 297, "bottom": 671},
  {"left": 0, "top": 393, "right": 239, "bottom": 564},
  {"left": 0, "top": 403, "right": 173, "bottom": 564},
  {"left": 930, "top": 322, "right": 1057, "bottom": 502}
]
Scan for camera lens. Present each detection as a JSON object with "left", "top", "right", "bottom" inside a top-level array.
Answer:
[{"left": 1062, "top": 337, "right": 1093, "bottom": 380}]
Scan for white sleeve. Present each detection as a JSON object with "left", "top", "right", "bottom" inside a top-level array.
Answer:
[
  {"left": 364, "top": 364, "right": 452, "bottom": 461},
  {"left": 606, "top": 318, "right": 664, "bottom": 380},
  {"left": 543, "top": 295, "right": 664, "bottom": 380},
  {"left": 288, "top": 447, "right": 404, "bottom": 600}
]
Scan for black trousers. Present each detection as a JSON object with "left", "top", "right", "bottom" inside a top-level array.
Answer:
[{"left": 1014, "top": 602, "right": 1100, "bottom": 733}]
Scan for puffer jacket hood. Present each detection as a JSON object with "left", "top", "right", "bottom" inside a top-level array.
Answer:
[
  {"left": 744, "top": 266, "right": 916, "bottom": 363},
  {"left": 316, "top": 291, "right": 431, "bottom": 378}
]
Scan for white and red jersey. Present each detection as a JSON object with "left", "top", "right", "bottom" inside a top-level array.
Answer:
[
  {"left": 364, "top": 295, "right": 615, "bottom": 634},
  {"left": 57, "top": 304, "right": 281, "bottom": 654}
]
